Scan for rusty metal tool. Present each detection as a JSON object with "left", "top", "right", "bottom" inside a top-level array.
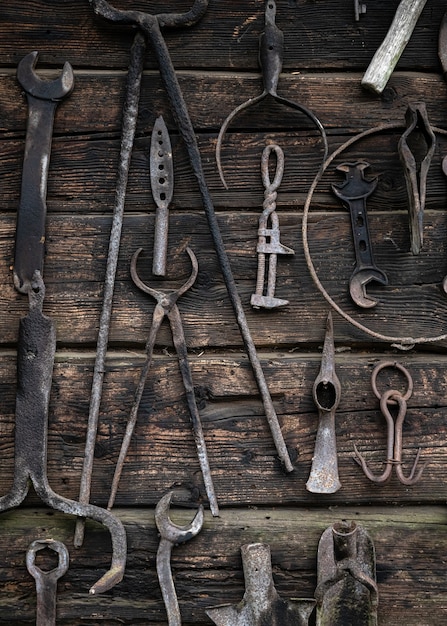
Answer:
[
  {"left": 354, "top": 361, "right": 425, "bottom": 485},
  {"left": 398, "top": 102, "right": 435, "bottom": 255},
  {"left": 315, "top": 521, "right": 378, "bottom": 626},
  {"left": 206, "top": 542, "right": 315, "bottom": 626},
  {"left": 26, "top": 539, "right": 69, "bottom": 626},
  {"left": 75, "top": 2, "right": 208, "bottom": 548},
  {"left": 354, "top": 0, "right": 367, "bottom": 21},
  {"left": 306, "top": 312, "right": 341, "bottom": 494},
  {"left": 155, "top": 491, "right": 204, "bottom": 626},
  {"left": 151, "top": 115, "right": 174, "bottom": 276},
  {"left": 361, "top": 0, "right": 428, "bottom": 94},
  {"left": 5, "top": 53, "right": 127, "bottom": 594},
  {"left": 90, "top": 0, "right": 294, "bottom": 474},
  {"left": 107, "top": 247, "right": 219, "bottom": 516},
  {"left": 216, "top": 0, "right": 328, "bottom": 190},
  {"left": 251, "top": 144, "right": 294, "bottom": 309},
  {"left": 437, "top": 14, "right": 447, "bottom": 294},
  {"left": 14, "top": 51, "right": 74, "bottom": 294},
  {"left": 332, "top": 162, "right": 388, "bottom": 309}
]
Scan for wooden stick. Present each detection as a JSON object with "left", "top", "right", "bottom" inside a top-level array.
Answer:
[{"left": 361, "top": 0, "right": 428, "bottom": 94}]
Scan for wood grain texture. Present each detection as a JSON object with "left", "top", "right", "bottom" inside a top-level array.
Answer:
[
  {"left": 1, "top": 0, "right": 447, "bottom": 623},
  {"left": 0, "top": 507, "right": 445, "bottom": 625}
]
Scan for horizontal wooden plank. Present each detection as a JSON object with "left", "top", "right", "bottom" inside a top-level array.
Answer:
[
  {"left": 1, "top": 212, "right": 447, "bottom": 348},
  {"left": 0, "top": 351, "right": 445, "bottom": 508},
  {"left": 0, "top": 505, "right": 444, "bottom": 624},
  {"left": 1, "top": 0, "right": 445, "bottom": 72}
]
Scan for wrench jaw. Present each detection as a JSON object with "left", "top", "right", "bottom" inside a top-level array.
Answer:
[
  {"left": 17, "top": 52, "right": 74, "bottom": 101},
  {"left": 349, "top": 268, "right": 388, "bottom": 309}
]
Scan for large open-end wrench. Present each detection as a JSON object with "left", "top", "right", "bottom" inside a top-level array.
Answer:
[
  {"left": 26, "top": 539, "right": 69, "bottom": 626},
  {"left": 14, "top": 51, "right": 74, "bottom": 294},
  {"left": 332, "top": 162, "right": 388, "bottom": 308},
  {"left": 89, "top": 0, "right": 294, "bottom": 473},
  {"left": 4, "top": 53, "right": 127, "bottom": 595}
]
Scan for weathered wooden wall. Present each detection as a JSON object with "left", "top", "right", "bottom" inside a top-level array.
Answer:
[{"left": 1, "top": 0, "right": 447, "bottom": 623}]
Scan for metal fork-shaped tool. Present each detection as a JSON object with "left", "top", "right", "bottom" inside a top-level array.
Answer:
[
  {"left": 107, "top": 248, "right": 219, "bottom": 517},
  {"left": 216, "top": 0, "right": 327, "bottom": 189},
  {"left": 354, "top": 361, "right": 425, "bottom": 485},
  {"left": 332, "top": 162, "right": 388, "bottom": 309},
  {"left": 251, "top": 144, "right": 294, "bottom": 309},
  {"left": 26, "top": 539, "right": 69, "bottom": 626}
]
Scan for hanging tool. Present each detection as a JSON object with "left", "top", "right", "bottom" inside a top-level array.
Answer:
[
  {"left": 251, "top": 144, "right": 294, "bottom": 309},
  {"left": 216, "top": 0, "right": 327, "bottom": 189},
  {"left": 398, "top": 102, "right": 435, "bottom": 255},
  {"left": 315, "top": 521, "right": 378, "bottom": 626},
  {"left": 437, "top": 13, "right": 447, "bottom": 294},
  {"left": 354, "top": 361, "right": 426, "bottom": 485},
  {"left": 89, "top": 0, "right": 294, "bottom": 473},
  {"left": 151, "top": 115, "right": 174, "bottom": 276},
  {"left": 14, "top": 51, "right": 74, "bottom": 293},
  {"left": 107, "top": 247, "right": 219, "bottom": 516},
  {"left": 306, "top": 312, "right": 341, "bottom": 494},
  {"left": 361, "top": 0, "right": 428, "bottom": 94},
  {"left": 206, "top": 543, "right": 315, "bottom": 626},
  {"left": 332, "top": 162, "right": 388, "bottom": 309},
  {"left": 26, "top": 539, "right": 69, "bottom": 626},
  {"left": 5, "top": 52, "right": 127, "bottom": 594},
  {"left": 155, "top": 491, "right": 204, "bottom": 626},
  {"left": 75, "top": 1, "right": 208, "bottom": 548}
]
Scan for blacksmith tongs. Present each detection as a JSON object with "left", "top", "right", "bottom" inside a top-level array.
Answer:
[{"left": 1, "top": 52, "right": 127, "bottom": 595}]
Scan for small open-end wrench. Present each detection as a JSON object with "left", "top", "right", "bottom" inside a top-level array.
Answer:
[
  {"left": 155, "top": 491, "right": 204, "bottom": 626},
  {"left": 332, "top": 162, "right": 388, "bottom": 308},
  {"left": 26, "top": 539, "right": 69, "bottom": 626},
  {"left": 14, "top": 52, "right": 74, "bottom": 294}
]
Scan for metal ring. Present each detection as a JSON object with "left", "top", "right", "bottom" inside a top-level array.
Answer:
[{"left": 371, "top": 361, "right": 413, "bottom": 402}]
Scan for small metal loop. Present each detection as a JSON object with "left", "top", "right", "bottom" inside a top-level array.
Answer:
[
  {"left": 371, "top": 361, "right": 413, "bottom": 402},
  {"left": 261, "top": 144, "right": 284, "bottom": 193}
]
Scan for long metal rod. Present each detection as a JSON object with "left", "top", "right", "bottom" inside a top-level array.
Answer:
[
  {"left": 74, "top": 31, "right": 146, "bottom": 547},
  {"left": 144, "top": 17, "right": 294, "bottom": 472}
]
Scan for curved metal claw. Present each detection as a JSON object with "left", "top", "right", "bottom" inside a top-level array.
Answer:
[
  {"left": 155, "top": 491, "right": 204, "bottom": 544},
  {"left": 17, "top": 51, "right": 74, "bottom": 100},
  {"left": 349, "top": 267, "right": 389, "bottom": 309},
  {"left": 131, "top": 246, "right": 198, "bottom": 301},
  {"left": 89, "top": 0, "right": 209, "bottom": 30},
  {"left": 216, "top": 0, "right": 328, "bottom": 189}
]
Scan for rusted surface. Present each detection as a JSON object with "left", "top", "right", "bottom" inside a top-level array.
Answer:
[
  {"left": 206, "top": 543, "right": 315, "bottom": 626},
  {"left": 332, "top": 162, "right": 388, "bottom": 309},
  {"left": 251, "top": 144, "right": 294, "bottom": 310},
  {"left": 315, "top": 521, "right": 378, "bottom": 626},
  {"left": 306, "top": 312, "right": 342, "bottom": 494},
  {"left": 398, "top": 102, "right": 435, "bottom": 255}
]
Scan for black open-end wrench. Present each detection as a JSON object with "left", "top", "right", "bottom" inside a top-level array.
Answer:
[
  {"left": 14, "top": 52, "right": 74, "bottom": 293},
  {"left": 332, "top": 162, "right": 388, "bottom": 308}
]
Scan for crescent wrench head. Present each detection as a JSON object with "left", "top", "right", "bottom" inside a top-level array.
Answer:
[
  {"left": 17, "top": 51, "right": 74, "bottom": 101},
  {"left": 155, "top": 492, "right": 204, "bottom": 545},
  {"left": 350, "top": 268, "right": 388, "bottom": 309}
]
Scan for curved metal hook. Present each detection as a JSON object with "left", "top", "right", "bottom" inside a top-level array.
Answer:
[
  {"left": 130, "top": 246, "right": 198, "bottom": 301},
  {"left": 155, "top": 491, "right": 204, "bottom": 544}
]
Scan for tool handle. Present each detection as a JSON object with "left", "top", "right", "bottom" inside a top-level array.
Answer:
[
  {"left": 361, "top": 0, "right": 427, "bottom": 94},
  {"left": 14, "top": 285, "right": 56, "bottom": 479},
  {"left": 14, "top": 96, "right": 58, "bottom": 293}
]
